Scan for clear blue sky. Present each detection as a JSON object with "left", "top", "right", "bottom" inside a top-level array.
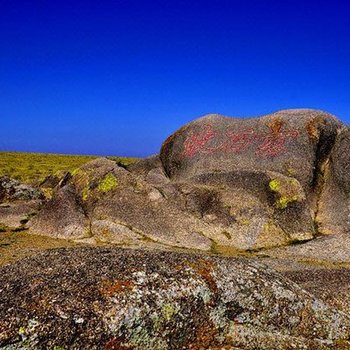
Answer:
[{"left": 1, "top": 0, "right": 350, "bottom": 157}]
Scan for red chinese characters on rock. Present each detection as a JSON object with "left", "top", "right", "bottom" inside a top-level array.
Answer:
[
  {"left": 182, "top": 124, "right": 216, "bottom": 157},
  {"left": 181, "top": 124, "right": 299, "bottom": 158},
  {"left": 223, "top": 129, "right": 256, "bottom": 153},
  {"left": 255, "top": 129, "right": 299, "bottom": 157}
]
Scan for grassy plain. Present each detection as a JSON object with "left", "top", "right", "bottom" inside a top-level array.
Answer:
[{"left": 0, "top": 152, "right": 138, "bottom": 185}]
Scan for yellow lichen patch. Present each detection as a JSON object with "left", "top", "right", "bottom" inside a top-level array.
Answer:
[
  {"left": 98, "top": 173, "right": 118, "bottom": 193},
  {"left": 41, "top": 187, "right": 54, "bottom": 199},
  {"left": 162, "top": 304, "right": 177, "bottom": 321},
  {"left": 269, "top": 179, "right": 280, "bottom": 192},
  {"left": 276, "top": 195, "right": 299, "bottom": 209},
  {"left": 18, "top": 326, "right": 26, "bottom": 335},
  {"left": 71, "top": 169, "right": 91, "bottom": 200},
  {"left": 268, "top": 177, "right": 303, "bottom": 210},
  {"left": 82, "top": 186, "right": 90, "bottom": 201},
  {"left": 70, "top": 168, "right": 81, "bottom": 177}
]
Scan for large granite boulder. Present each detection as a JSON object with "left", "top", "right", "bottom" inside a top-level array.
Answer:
[
  {"left": 29, "top": 158, "right": 211, "bottom": 249},
  {"left": 1, "top": 247, "right": 350, "bottom": 350},
  {"left": 159, "top": 109, "right": 348, "bottom": 242},
  {"left": 160, "top": 109, "right": 342, "bottom": 192},
  {"left": 28, "top": 109, "right": 350, "bottom": 250},
  {"left": 29, "top": 156, "right": 313, "bottom": 250}
]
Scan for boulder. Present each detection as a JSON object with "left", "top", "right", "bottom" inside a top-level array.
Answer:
[
  {"left": 1, "top": 247, "right": 350, "bottom": 349},
  {"left": 29, "top": 157, "right": 313, "bottom": 250},
  {"left": 160, "top": 109, "right": 342, "bottom": 195},
  {"left": 159, "top": 109, "right": 348, "bottom": 242},
  {"left": 0, "top": 201, "right": 41, "bottom": 230},
  {"left": 27, "top": 109, "right": 350, "bottom": 250},
  {"left": 0, "top": 177, "right": 44, "bottom": 230},
  {"left": 185, "top": 170, "right": 315, "bottom": 246},
  {"left": 29, "top": 184, "right": 89, "bottom": 239},
  {"left": 29, "top": 158, "right": 213, "bottom": 250},
  {"left": 126, "top": 154, "right": 162, "bottom": 176},
  {"left": 0, "top": 176, "right": 44, "bottom": 202}
]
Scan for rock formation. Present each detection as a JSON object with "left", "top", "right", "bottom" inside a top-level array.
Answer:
[
  {"left": 0, "top": 176, "right": 44, "bottom": 230},
  {"left": 1, "top": 247, "right": 350, "bottom": 349},
  {"left": 0, "top": 176, "right": 44, "bottom": 202},
  {"left": 27, "top": 109, "right": 350, "bottom": 251},
  {"left": 2, "top": 108, "right": 350, "bottom": 350}
]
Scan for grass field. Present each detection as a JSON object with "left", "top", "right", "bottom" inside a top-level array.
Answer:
[{"left": 0, "top": 152, "right": 139, "bottom": 185}]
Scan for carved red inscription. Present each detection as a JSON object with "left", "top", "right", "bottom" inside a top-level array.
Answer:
[
  {"left": 181, "top": 124, "right": 299, "bottom": 158},
  {"left": 182, "top": 124, "right": 215, "bottom": 157}
]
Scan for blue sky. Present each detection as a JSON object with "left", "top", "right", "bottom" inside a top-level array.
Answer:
[{"left": 1, "top": 0, "right": 350, "bottom": 157}]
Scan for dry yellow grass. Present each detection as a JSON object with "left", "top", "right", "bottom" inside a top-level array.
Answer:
[{"left": 0, "top": 152, "right": 139, "bottom": 185}]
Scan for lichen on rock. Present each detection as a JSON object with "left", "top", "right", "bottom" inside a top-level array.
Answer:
[
  {"left": 97, "top": 173, "right": 118, "bottom": 193},
  {"left": 1, "top": 247, "right": 350, "bottom": 349}
]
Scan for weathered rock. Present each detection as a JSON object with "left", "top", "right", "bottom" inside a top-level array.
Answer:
[
  {"left": 39, "top": 172, "right": 66, "bottom": 189},
  {"left": 184, "top": 170, "right": 315, "bottom": 246},
  {"left": 26, "top": 109, "right": 350, "bottom": 250},
  {"left": 316, "top": 127, "right": 350, "bottom": 235},
  {"left": 1, "top": 247, "right": 350, "bottom": 350},
  {"left": 0, "top": 201, "right": 40, "bottom": 230},
  {"left": 145, "top": 167, "right": 170, "bottom": 185},
  {"left": 126, "top": 154, "right": 170, "bottom": 186},
  {"left": 29, "top": 157, "right": 314, "bottom": 250},
  {"left": 160, "top": 109, "right": 342, "bottom": 193},
  {"left": 30, "top": 158, "right": 213, "bottom": 250},
  {"left": 126, "top": 154, "right": 162, "bottom": 176},
  {"left": 0, "top": 176, "right": 44, "bottom": 202},
  {"left": 0, "top": 177, "right": 44, "bottom": 230},
  {"left": 29, "top": 185, "right": 89, "bottom": 239},
  {"left": 157, "top": 109, "right": 349, "bottom": 244},
  {"left": 38, "top": 171, "right": 67, "bottom": 199}
]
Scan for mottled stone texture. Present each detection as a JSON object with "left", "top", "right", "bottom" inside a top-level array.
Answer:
[{"left": 1, "top": 247, "right": 350, "bottom": 349}]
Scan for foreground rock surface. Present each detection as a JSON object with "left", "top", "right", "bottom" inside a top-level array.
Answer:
[{"left": 1, "top": 247, "right": 350, "bottom": 350}]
